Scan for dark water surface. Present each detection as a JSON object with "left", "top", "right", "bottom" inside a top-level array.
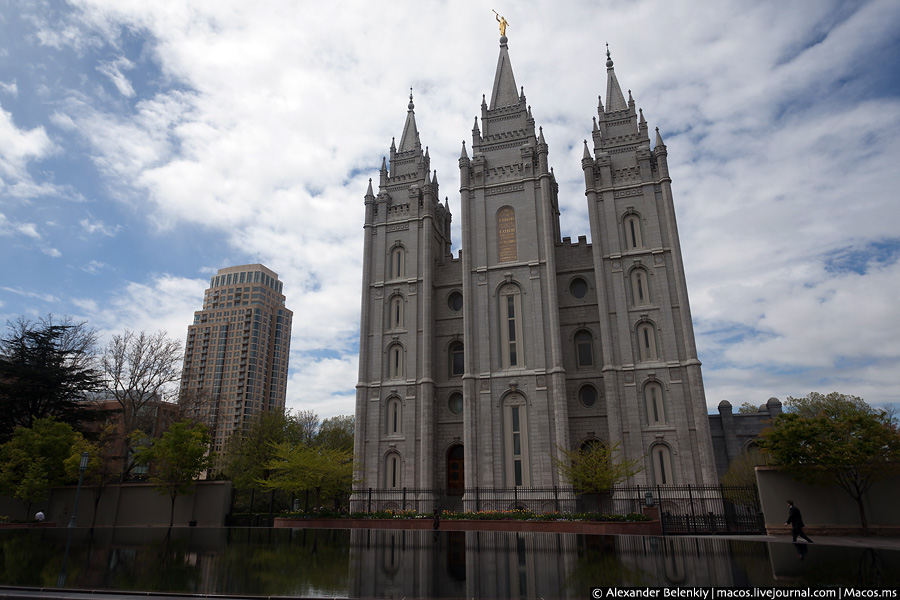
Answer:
[{"left": 0, "top": 527, "right": 897, "bottom": 597}]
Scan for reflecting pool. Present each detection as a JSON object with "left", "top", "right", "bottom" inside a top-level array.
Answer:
[{"left": 0, "top": 527, "right": 897, "bottom": 597}]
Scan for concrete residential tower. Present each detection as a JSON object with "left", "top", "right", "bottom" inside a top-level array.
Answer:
[
  {"left": 354, "top": 36, "right": 716, "bottom": 492},
  {"left": 179, "top": 264, "right": 292, "bottom": 453}
]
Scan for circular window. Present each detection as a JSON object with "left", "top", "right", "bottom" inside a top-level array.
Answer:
[
  {"left": 570, "top": 278, "right": 588, "bottom": 299},
  {"left": 448, "top": 291, "right": 463, "bottom": 311},
  {"left": 579, "top": 385, "right": 598, "bottom": 408},
  {"left": 448, "top": 392, "right": 464, "bottom": 414}
]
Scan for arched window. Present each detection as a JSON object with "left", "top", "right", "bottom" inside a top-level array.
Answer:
[
  {"left": 385, "top": 397, "right": 402, "bottom": 436},
  {"left": 574, "top": 330, "right": 594, "bottom": 368},
  {"left": 631, "top": 268, "right": 651, "bottom": 306},
  {"left": 390, "top": 246, "right": 406, "bottom": 279},
  {"left": 503, "top": 393, "right": 530, "bottom": 487},
  {"left": 385, "top": 452, "right": 402, "bottom": 489},
  {"left": 637, "top": 321, "right": 658, "bottom": 362},
  {"left": 644, "top": 381, "right": 666, "bottom": 426},
  {"left": 388, "top": 343, "right": 404, "bottom": 379},
  {"left": 651, "top": 444, "right": 674, "bottom": 485},
  {"left": 578, "top": 384, "right": 598, "bottom": 408},
  {"left": 389, "top": 295, "right": 404, "bottom": 330},
  {"left": 624, "top": 213, "right": 643, "bottom": 250},
  {"left": 499, "top": 283, "right": 524, "bottom": 369},
  {"left": 449, "top": 341, "right": 464, "bottom": 377}
]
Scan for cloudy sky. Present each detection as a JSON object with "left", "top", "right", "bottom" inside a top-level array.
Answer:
[{"left": 2, "top": 0, "right": 899, "bottom": 418}]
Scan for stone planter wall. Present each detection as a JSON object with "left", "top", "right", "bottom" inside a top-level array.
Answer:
[{"left": 273, "top": 517, "right": 662, "bottom": 536}]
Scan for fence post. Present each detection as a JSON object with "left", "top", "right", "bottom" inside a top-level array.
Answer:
[
  {"left": 688, "top": 485, "right": 695, "bottom": 534},
  {"left": 476, "top": 487, "right": 480, "bottom": 512},
  {"left": 554, "top": 486, "right": 559, "bottom": 513},
  {"left": 402, "top": 487, "right": 407, "bottom": 511},
  {"left": 368, "top": 487, "right": 372, "bottom": 514},
  {"left": 657, "top": 485, "right": 665, "bottom": 535}
]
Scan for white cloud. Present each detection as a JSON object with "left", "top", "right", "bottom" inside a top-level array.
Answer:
[
  {"left": 0, "top": 104, "right": 59, "bottom": 198},
  {"left": 77, "top": 274, "right": 207, "bottom": 342},
  {"left": 79, "top": 218, "right": 120, "bottom": 237},
  {"left": 97, "top": 56, "right": 136, "bottom": 97},
  {"left": 81, "top": 260, "right": 108, "bottom": 274},
  {"left": 0, "top": 81, "right": 17, "bottom": 97},
  {"left": 6, "top": 0, "right": 900, "bottom": 414},
  {"left": 0, "top": 286, "right": 60, "bottom": 304}
]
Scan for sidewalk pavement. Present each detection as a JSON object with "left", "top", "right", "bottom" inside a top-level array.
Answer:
[{"left": 691, "top": 533, "right": 900, "bottom": 550}]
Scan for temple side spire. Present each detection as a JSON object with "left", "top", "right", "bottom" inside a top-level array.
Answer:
[
  {"left": 398, "top": 89, "right": 421, "bottom": 152},
  {"left": 604, "top": 45, "right": 627, "bottom": 112}
]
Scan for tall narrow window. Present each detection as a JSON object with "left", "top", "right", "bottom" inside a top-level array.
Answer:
[
  {"left": 499, "top": 284, "right": 524, "bottom": 369},
  {"left": 449, "top": 341, "right": 464, "bottom": 377},
  {"left": 624, "top": 214, "right": 644, "bottom": 250},
  {"left": 385, "top": 452, "right": 401, "bottom": 489},
  {"left": 390, "top": 246, "right": 406, "bottom": 279},
  {"left": 574, "top": 330, "right": 594, "bottom": 368},
  {"left": 503, "top": 394, "right": 530, "bottom": 487},
  {"left": 631, "top": 268, "right": 651, "bottom": 306},
  {"left": 645, "top": 381, "right": 666, "bottom": 426},
  {"left": 651, "top": 444, "right": 674, "bottom": 485},
  {"left": 388, "top": 344, "right": 404, "bottom": 379},
  {"left": 637, "top": 321, "right": 658, "bottom": 362},
  {"left": 385, "top": 397, "right": 402, "bottom": 436},
  {"left": 390, "top": 295, "right": 404, "bottom": 329}
]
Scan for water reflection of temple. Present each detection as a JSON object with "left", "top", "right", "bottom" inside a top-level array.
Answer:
[{"left": 350, "top": 530, "right": 774, "bottom": 596}]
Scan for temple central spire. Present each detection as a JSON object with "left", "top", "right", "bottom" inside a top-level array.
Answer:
[{"left": 489, "top": 34, "right": 519, "bottom": 109}]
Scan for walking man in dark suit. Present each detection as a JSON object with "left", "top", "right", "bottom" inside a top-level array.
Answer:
[{"left": 786, "top": 499, "right": 813, "bottom": 543}]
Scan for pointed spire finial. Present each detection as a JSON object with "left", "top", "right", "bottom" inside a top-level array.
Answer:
[
  {"left": 655, "top": 127, "right": 665, "bottom": 147},
  {"left": 639, "top": 108, "right": 646, "bottom": 125},
  {"left": 592, "top": 116, "right": 598, "bottom": 132},
  {"left": 460, "top": 140, "right": 468, "bottom": 159},
  {"left": 583, "top": 140, "right": 591, "bottom": 159},
  {"left": 606, "top": 43, "right": 613, "bottom": 68},
  {"left": 408, "top": 88, "right": 414, "bottom": 111}
]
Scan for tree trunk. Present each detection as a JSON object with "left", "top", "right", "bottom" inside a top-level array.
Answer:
[
  {"left": 855, "top": 494, "right": 869, "bottom": 536},
  {"left": 169, "top": 492, "right": 177, "bottom": 528}
]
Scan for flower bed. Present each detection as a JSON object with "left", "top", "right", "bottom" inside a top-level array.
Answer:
[{"left": 273, "top": 509, "right": 661, "bottom": 535}]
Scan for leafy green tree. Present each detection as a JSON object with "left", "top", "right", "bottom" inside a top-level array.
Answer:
[
  {"left": 260, "top": 442, "right": 355, "bottom": 502},
  {"left": 720, "top": 447, "right": 766, "bottom": 487},
  {"left": 737, "top": 402, "right": 759, "bottom": 415},
  {"left": 221, "top": 410, "right": 311, "bottom": 489},
  {"left": 0, "top": 417, "right": 87, "bottom": 518},
  {"left": 759, "top": 392, "right": 900, "bottom": 535},
  {"left": 316, "top": 415, "right": 354, "bottom": 452},
  {"left": 0, "top": 316, "right": 103, "bottom": 442},
  {"left": 552, "top": 441, "right": 644, "bottom": 495},
  {"left": 133, "top": 420, "right": 214, "bottom": 527}
]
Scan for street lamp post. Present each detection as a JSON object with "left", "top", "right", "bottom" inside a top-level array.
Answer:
[
  {"left": 68, "top": 451, "right": 90, "bottom": 528},
  {"left": 59, "top": 451, "right": 89, "bottom": 587}
]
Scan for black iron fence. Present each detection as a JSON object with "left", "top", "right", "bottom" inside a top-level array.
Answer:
[{"left": 227, "top": 484, "right": 764, "bottom": 534}]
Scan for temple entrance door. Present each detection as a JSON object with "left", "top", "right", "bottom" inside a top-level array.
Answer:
[{"left": 447, "top": 444, "right": 464, "bottom": 495}]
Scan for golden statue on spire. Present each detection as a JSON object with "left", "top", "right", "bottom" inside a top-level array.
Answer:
[{"left": 492, "top": 10, "right": 509, "bottom": 36}]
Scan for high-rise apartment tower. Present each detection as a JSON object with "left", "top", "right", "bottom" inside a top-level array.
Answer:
[{"left": 180, "top": 264, "right": 292, "bottom": 452}]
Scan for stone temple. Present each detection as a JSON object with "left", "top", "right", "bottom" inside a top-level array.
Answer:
[{"left": 353, "top": 34, "right": 718, "bottom": 495}]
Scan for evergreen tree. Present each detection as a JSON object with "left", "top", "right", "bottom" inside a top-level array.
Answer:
[{"left": 0, "top": 316, "right": 102, "bottom": 442}]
